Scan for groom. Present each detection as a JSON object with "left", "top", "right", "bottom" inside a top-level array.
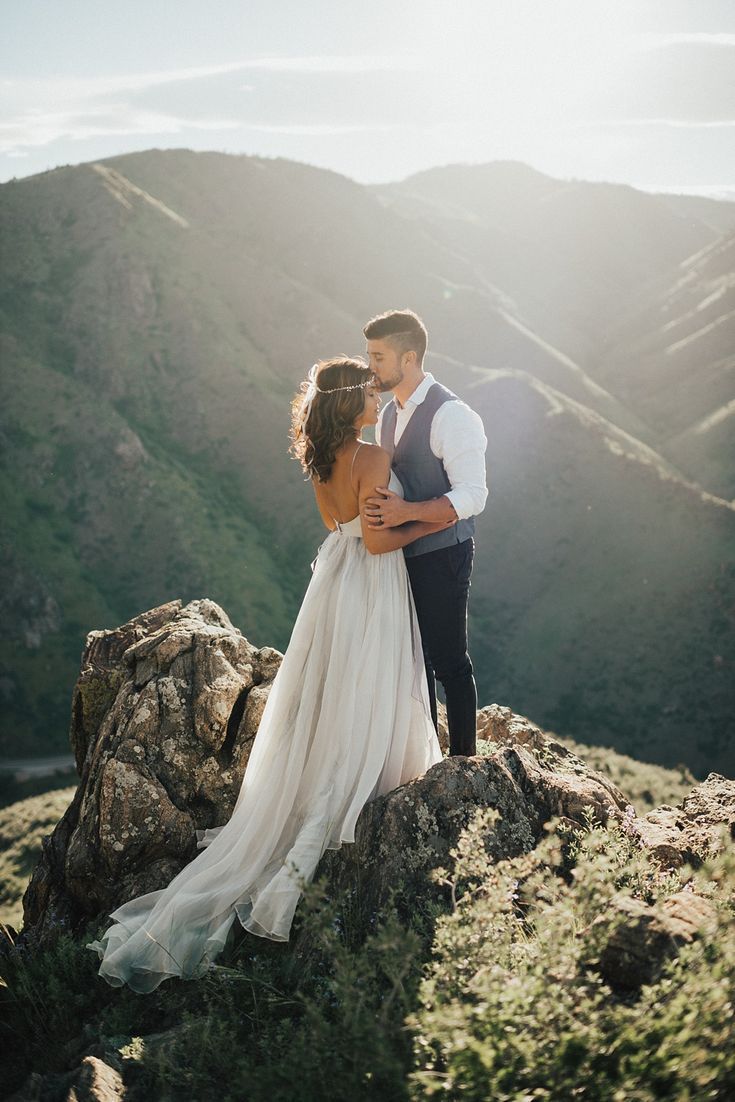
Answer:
[{"left": 362, "top": 309, "right": 488, "bottom": 757}]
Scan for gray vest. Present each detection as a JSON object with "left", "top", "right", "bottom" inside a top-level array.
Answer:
[{"left": 382, "top": 381, "right": 476, "bottom": 558}]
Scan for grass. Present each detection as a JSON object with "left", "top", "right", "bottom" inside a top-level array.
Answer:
[{"left": 0, "top": 785, "right": 77, "bottom": 929}]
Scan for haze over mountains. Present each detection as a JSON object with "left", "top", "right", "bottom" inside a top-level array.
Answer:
[{"left": 1, "top": 149, "right": 733, "bottom": 776}]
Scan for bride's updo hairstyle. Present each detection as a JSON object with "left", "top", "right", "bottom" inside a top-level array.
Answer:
[{"left": 290, "top": 356, "right": 373, "bottom": 482}]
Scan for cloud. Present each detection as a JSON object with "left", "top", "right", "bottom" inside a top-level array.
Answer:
[
  {"left": 1, "top": 55, "right": 418, "bottom": 104},
  {"left": 0, "top": 106, "right": 398, "bottom": 156},
  {"left": 1, "top": 62, "right": 255, "bottom": 103},
  {"left": 634, "top": 32, "right": 735, "bottom": 52},
  {"left": 0, "top": 54, "right": 420, "bottom": 155},
  {"left": 0, "top": 106, "right": 242, "bottom": 154},
  {"left": 0, "top": 106, "right": 401, "bottom": 155},
  {"left": 594, "top": 32, "right": 735, "bottom": 126},
  {"left": 243, "top": 123, "right": 397, "bottom": 135},
  {"left": 236, "top": 54, "right": 422, "bottom": 73},
  {"left": 584, "top": 118, "right": 735, "bottom": 129}
]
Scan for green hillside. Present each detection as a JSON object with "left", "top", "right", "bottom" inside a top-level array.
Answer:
[{"left": 1, "top": 149, "right": 733, "bottom": 774}]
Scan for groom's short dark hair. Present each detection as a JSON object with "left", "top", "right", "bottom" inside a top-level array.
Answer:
[{"left": 363, "top": 309, "right": 428, "bottom": 365}]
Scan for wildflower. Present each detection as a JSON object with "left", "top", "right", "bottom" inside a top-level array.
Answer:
[{"left": 619, "top": 804, "right": 642, "bottom": 838}]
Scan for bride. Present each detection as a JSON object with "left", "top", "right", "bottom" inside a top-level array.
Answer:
[{"left": 86, "top": 356, "right": 446, "bottom": 993}]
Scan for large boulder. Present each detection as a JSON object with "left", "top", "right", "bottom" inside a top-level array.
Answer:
[
  {"left": 20, "top": 599, "right": 282, "bottom": 939},
  {"left": 320, "top": 741, "right": 630, "bottom": 928},
  {"left": 589, "top": 888, "right": 719, "bottom": 990},
  {"left": 631, "top": 773, "right": 735, "bottom": 868}
]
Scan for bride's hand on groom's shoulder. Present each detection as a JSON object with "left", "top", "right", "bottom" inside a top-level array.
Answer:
[{"left": 364, "top": 487, "right": 408, "bottom": 529}]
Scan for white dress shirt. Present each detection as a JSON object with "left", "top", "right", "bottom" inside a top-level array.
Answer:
[{"left": 376, "top": 372, "right": 488, "bottom": 521}]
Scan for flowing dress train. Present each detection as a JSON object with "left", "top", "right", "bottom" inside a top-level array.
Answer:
[{"left": 86, "top": 473, "right": 443, "bottom": 992}]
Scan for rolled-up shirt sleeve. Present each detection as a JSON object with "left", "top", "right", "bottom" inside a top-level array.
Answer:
[{"left": 431, "top": 400, "right": 488, "bottom": 520}]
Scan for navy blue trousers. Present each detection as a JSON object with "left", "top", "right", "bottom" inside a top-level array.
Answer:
[{"left": 405, "top": 538, "right": 477, "bottom": 756}]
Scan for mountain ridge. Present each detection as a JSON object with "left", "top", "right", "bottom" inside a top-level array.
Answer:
[{"left": 1, "top": 147, "right": 733, "bottom": 774}]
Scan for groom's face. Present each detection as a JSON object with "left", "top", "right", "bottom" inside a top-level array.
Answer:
[{"left": 366, "top": 338, "right": 404, "bottom": 392}]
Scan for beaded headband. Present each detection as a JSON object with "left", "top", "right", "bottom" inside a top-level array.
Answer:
[{"left": 299, "top": 363, "right": 372, "bottom": 427}]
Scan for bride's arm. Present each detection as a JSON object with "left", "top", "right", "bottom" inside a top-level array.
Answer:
[{"left": 357, "top": 447, "right": 453, "bottom": 555}]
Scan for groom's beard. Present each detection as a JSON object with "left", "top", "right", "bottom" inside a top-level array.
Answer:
[{"left": 376, "top": 370, "right": 403, "bottom": 392}]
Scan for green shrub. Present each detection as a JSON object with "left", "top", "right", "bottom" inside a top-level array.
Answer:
[
  {"left": 136, "top": 876, "right": 427, "bottom": 1101},
  {"left": 409, "top": 807, "right": 735, "bottom": 1101},
  {"left": 3, "top": 806, "right": 733, "bottom": 1100},
  {"left": 0, "top": 923, "right": 114, "bottom": 1084}
]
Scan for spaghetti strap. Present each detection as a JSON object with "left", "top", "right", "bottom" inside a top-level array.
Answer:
[{"left": 350, "top": 440, "right": 365, "bottom": 494}]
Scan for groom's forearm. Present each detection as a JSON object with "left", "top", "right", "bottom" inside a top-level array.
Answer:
[{"left": 402, "top": 495, "right": 458, "bottom": 524}]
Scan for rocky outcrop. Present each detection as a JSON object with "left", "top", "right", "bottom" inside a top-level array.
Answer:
[
  {"left": 478, "top": 704, "right": 735, "bottom": 869},
  {"left": 320, "top": 742, "right": 630, "bottom": 930},
  {"left": 7, "top": 1053, "right": 126, "bottom": 1102},
  {"left": 9, "top": 599, "right": 735, "bottom": 959},
  {"left": 630, "top": 774, "right": 735, "bottom": 868},
  {"left": 589, "top": 888, "right": 719, "bottom": 991},
  {"left": 21, "top": 599, "right": 283, "bottom": 939}
]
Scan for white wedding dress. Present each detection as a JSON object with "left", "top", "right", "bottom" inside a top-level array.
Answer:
[{"left": 86, "top": 471, "right": 443, "bottom": 993}]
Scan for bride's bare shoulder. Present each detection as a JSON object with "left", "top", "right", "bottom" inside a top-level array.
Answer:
[
  {"left": 355, "top": 441, "right": 391, "bottom": 466},
  {"left": 354, "top": 442, "right": 391, "bottom": 489},
  {"left": 356, "top": 440, "right": 389, "bottom": 457}
]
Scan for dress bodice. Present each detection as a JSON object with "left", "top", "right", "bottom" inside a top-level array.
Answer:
[{"left": 333, "top": 470, "right": 403, "bottom": 537}]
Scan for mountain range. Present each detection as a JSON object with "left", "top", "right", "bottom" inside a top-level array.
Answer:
[{"left": 1, "top": 149, "right": 733, "bottom": 775}]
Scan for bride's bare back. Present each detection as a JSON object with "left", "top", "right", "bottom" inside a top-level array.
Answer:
[
  {"left": 312, "top": 437, "right": 451, "bottom": 556},
  {"left": 312, "top": 439, "right": 372, "bottom": 527}
]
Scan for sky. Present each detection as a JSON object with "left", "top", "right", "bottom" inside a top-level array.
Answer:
[{"left": 2, "top": 0, "right": 734, "bottom": 196}]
